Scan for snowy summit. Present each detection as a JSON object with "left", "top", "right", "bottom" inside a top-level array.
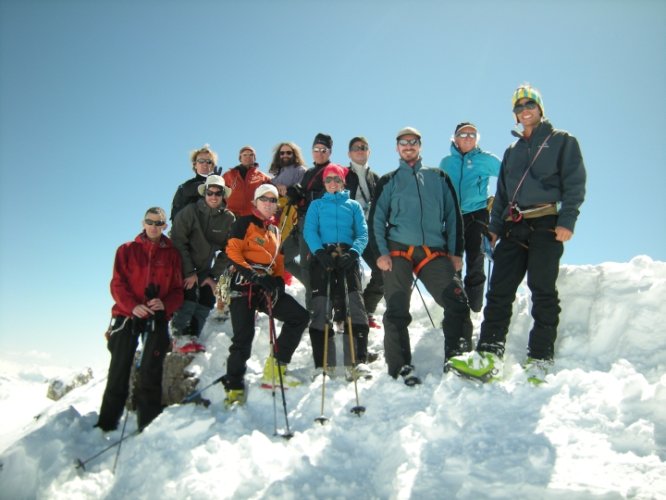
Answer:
[{"left": 1, "top": 257, "right": 665, "bottom": 499}]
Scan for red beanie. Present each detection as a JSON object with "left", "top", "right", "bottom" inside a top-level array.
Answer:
[{"left": 322, "top": 163, "right": 347, "bottom": 183}]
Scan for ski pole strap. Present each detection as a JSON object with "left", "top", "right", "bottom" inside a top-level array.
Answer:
[{"left": 389, "top": 245, "right": 448, "bottom": 277}]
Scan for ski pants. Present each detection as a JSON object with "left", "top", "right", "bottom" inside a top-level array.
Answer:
[
  {"left": 382, "top": 241, "right": 472, "bottom": 378},
  {"left": 225, "top": 288, "right": 309, "bottom": 390},
  {"left": 462, "top": 208, "right": 489, "bottom": 313},
  {"left": 170, "top": 281, "right": 215, "bottom": 336},
  {"left": 309, "top": 255, "right": 369, "bottom": 367},
  {"left": 97, "top": 315, "right": 170, "bottom": 431},
  {"left": 477, "top": 214, "right": 563, "bottom": 360}
]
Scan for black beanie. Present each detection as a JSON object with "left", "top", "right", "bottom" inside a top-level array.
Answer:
[{"left": 313, "top": 133, "right": 333, "bottom": 150}]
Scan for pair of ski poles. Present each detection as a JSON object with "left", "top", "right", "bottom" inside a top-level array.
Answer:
[{"left": 315, "top": 267, "right": 366, "bottom": 425}]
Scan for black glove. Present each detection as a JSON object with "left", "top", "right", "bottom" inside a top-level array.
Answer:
[
  {"left": 315, "top": 249, "right": 335, "bottom": 271},
  {"left": 337, "top": 251, "right": 359, "bottom": 271},
  {"left": 286, "top": 184, "right": 305, "bottom": 205},
  {"left": 251, "top": 273, "right": 279, "bottom": 292}
]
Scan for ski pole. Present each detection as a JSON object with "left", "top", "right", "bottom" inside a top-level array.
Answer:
[
  {"left": 412, "top": 278, "right": 436, "bottom": 328},
  {"left": 266, "top": 292, "right": 293, "bottom": 439},
  {"left": 342, "top": 272, "right": 365, "bottom": 416},
  {"left": 112, "top": 407, "right": 130, "bottom": 474},
  {"left": 314, "top": 272, "right": 332, "bottom": 425},
  {"left": 75, "top": 429, "right": 140, "bottom": 471},
  {"left": 180, "top": 375, "right": 226, "bottom": 404}
]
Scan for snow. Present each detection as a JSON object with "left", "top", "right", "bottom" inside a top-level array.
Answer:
[{"left": 1, "top": 256, "right": 665, "bottom": 499}]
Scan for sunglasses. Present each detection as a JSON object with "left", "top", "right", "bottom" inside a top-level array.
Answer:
[
  {"left": 206, "top": 190, "right": 224, "bottom": 197},
  {"left": 513, "top": 100, "right": 539, "bottom": 115},
  {"left": 279, "top": 151, "right": 293, "bottom": 156},
  {"left": 324, "top": 176, "right": 344, "bottom": 184},
  {"left": 456, "top": 132, "right": 477, "bottom": 139},
  {"left": 398, "top": 138, "right": 420, "bottom": 146},
  {"left": 312, "top": 147, "right": 329, "bottom": 154},
  {"left": 144, "top": 219, "right": 166, "bottom": 226},
  {"left": 257, "top": 196, "right": 278, "bottom": 203},
  {"left": 350, "top": 145, "right": 369, "bottom": 152},
  {"left": 196, "top": 159, "right": 213, "bottom": 165}
]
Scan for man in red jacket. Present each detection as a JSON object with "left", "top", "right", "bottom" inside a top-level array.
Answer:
[
  {"left": 96, "top": 207, "right": 184, "bottom": 432},
  {"left": 222, "top": 145, "right": 272, "bottom": 216}
]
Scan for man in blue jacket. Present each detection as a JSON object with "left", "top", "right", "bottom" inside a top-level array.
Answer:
[
  {"left": 440, "top": 123, "right": 500, "bottom": 312},
  {"left": 447, "top": 85, "right": 587, "bottom": 384},
  {"left": 369, "top": 127, "right": 472, "bottom": 385}
]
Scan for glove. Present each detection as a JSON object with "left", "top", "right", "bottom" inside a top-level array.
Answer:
[
  {"left": 337, "top": 251, "right": 359, "bottom": 271},
  {"left": 315, "top": 249, "right": 335, "bottom": 271},
  {"left": 286, "top": 184, "right": 305, "bottom": 205},
  {"left": 251, "top": 273, "right": 279, "bottom": 292}
]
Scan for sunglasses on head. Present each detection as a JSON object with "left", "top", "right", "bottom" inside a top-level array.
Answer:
[
  {"left": 144, "top": 219, "right": 166, "bottom": 226},
  {"left": 513, "top": 100, "right": 539, "bottom": 115},
  {"left": 206, "top": 190, "right": 223, "bottom": 197},
  {"left": 397, "top": 138, "right": 420, "bottom": 146},
  {"left": 257, "top": 195, "right": 278, "bottom": 203},
  {"left": 324, "top": 176, "right": 344, "bottom": 184}
]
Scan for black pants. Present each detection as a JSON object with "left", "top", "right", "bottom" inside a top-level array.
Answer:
[
  {"left": 361, "top": 244, "right": 384, "bottom": 315},
  {"left": 225, "top": 287, "right": 309, "bottom": 390},
  {"left": 97, "top": 315, "right": 170, "bottom": 431},
  {"left": 478, "top": 215, "right": 563, "bottom": 360},
  {"left": 171, "top": 282, "right": 216, "bottom": 336},
  {"left": 462, "top": 209, "right": 489, "bottom": 312}
]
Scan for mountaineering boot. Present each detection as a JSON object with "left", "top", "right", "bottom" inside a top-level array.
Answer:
[
  {"left": 345, "top": 363, "right": 372, "bottom": 382},
  {"left": 523, "top": 357, "right": 553, "bottom": 385},
  {"left": 446, "top": 351, "right": 502, "bottom": 382},
  {"left": 399, "top": 365, "right": 422, "bottom": 386},
  {"left": 262, "top": 355, "right": 301, "bottom": 388},
  {"left": 224, "top": 388, "right": 246, "bottom": 408}
]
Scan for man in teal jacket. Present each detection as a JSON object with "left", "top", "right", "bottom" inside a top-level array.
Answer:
[
  {"left": 369, "top": 127, "right": 472, "bottom": 385},
  {"left": 440, "top": 122, "right": 501, "bottom": 312}
]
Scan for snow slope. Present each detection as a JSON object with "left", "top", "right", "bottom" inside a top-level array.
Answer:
[{"left": 1, "top": 256, "right": 665, "bottom": 499}]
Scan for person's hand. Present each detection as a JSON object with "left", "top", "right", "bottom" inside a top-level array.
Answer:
[
  {"left": 183, "top": 274, "right": 198, "bottom": 290},
  {"left": 276, "top": 184, "right": 287, "bottom": 197},
  {"left": 201, "top": 277, "right": 216, "bottom": 290},
  {"left": 554, "top": 226, "right": 573, "bottom": 242},
  {"left": 286, "top": 184, "right": 305, "bottom": 204},
  {"left": 315, "top": 249, "right": 335, "bottom": 271},
  {"left": 132, "top": 304, "right": 153, "bottom": 318},
  {"left": 377, "top": 255, "right": 392, "bottom": 272},
  {"left": 146, "top": 298, "right": 164, "bottom": 311},
  {"left": 251, "top": 273, "right": 279, "bottom": 292},
  {"left": 450, "top": 256, "right": 463, "bottom": 272},
  {"left": 337, "top": 251, "right": 359, "bottom": 271}
]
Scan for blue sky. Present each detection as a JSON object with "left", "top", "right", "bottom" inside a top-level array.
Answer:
[{"left": 1, "top": 0, "right": 664, "bottom": 369}]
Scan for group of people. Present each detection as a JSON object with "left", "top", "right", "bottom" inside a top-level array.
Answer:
[{"left": 96, "top": 84, "right": 587, "bottom": 431}]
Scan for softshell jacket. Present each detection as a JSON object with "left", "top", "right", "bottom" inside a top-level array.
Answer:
[
  {"left": 490, "top": 120, "right": 587, "bottom": 235},
  {"left": 369, "top": 159, "right": 464, "bottom": 258},
  {"left": 223, "top": 165, "right": 271, "bottom": 216},
  {"left": 297, "top": 162, "right": 328, "bottom": 218},
  {"left": 226, "top": 212, "right": 285, "bottom": 278},
  {"left": 303, "top": 190, "right": 368, "bottom": 256},
  {"left": 110, "top": 232, "right": 184, "bottom": 319},
  {"left": 170, "top": 169, "right": 221, "bottom": 221},
  {"left": 170, "top": 199, "right": 235, "bottom": 280},
  {"left": 439, "top": 145, "right": 501, "bottom": 214}
]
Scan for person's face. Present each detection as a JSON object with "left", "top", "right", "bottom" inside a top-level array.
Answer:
[
  {"left": 454, "top": 127, "right": 478, "bottom": 154},
  {"left": 348, "top": 141, "right": 370, "bottom": 165},
  {"left": 254, "top": 192, "right": 279, "bottom": 219},
  {"left": 239, "top": 150, "right": 255, "bottom": 167},
  {"left": 324, "top": 174, "right": 344, "bottom": 193},
  {"left": 396, "top": 135, "right": 421, "bottom": 164},
  {"left": 514, "top": 98, "right": 542, "bottom": 129},
  {"left": 194, "top": 153, "right": 214, "bottom": 176},
  {"left": 143, "top": 214, "right": 167, "bottom": 242},
  {"left": 204, "top": 186, "right": 225, "bottom": 209},
  {"left": 278, "top": 146, "right": 295, "bottom": 166},
  {"left": 312, "top": 145, "right": 331, "bottom": 165}
]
